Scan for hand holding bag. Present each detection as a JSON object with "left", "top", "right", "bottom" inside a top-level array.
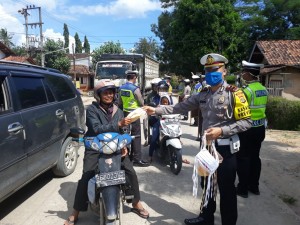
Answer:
[{"left": 192, "top": 133, "right": 222, "bottom": 209}]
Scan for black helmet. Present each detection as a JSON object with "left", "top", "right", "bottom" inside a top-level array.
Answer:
[{"left": 157, "top": 80, "right": 169, "bottom": 92}]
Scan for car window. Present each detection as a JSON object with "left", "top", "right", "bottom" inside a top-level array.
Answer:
[
  {"left": 0, "top": 76, "right": 10, "bottom": 113},
  {"left": 45, "top": 75, "right": 76, "bottom": 101},
  {"left": 43, "top": 81, "right": 55, "bottom": 102},
  {"left": 12, "top": 77, "right": 47, "bottom": 109}
]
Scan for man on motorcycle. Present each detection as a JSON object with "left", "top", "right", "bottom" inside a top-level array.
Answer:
[{"left": 64, "top": 80, "right": 149, "bottom": 225}]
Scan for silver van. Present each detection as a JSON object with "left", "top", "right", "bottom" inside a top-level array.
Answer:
[{"left": 0, "top": 61, "right": 85, "bottom": 202}]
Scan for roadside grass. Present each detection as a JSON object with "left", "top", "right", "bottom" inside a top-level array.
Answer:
[{"left": 278, "top": 194, "right": 298, "bottom": 205}]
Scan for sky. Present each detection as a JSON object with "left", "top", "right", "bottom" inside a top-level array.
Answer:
[{"left": 0, "top": 0, "right": 164, "bottom": 53}]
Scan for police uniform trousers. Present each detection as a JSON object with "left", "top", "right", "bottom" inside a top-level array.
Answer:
[
  {"left": 237, "top": 125, "right": 266, "bottom": 192},
  {"left": 124, "top": 111, "right": 142, "bottom": 162},
  {"left": 200, "top": 144, "right": 237, "bottom": 225},
  {"left": 73, "top": 149, "right": 140, "bottom": 211}
]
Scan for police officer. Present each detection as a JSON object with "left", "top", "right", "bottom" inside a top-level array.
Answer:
[
  {"left": 119, "top": 70, "right": 149, "bottom": 167},
  {"left": 143, "top": 53, "right": 252, "bottom": 225},
  {"left": 164, "top": 74, "right": 173, "bottom": 95},
  {"left": 236, "top": 61, "right": 268, "bottom": 198},
  {"left": 191, "top": 74, "right": 202, "bottom": 127},
  {"left": 145, "top": 78, "right": 162, "bottom": 106},
  {"left": 192, "top": 74, "right": 202, "bottom": 94}
]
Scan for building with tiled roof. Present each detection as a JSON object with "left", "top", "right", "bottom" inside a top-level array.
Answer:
[
  {"left": 249, "top": 40, "right": 300, "bottom": 100},
  {"left": 2, "top": 55, "right": 36, "bottom": 65},
  {"left": 67, "top": 53, "right": 93, "bottom": 91}
]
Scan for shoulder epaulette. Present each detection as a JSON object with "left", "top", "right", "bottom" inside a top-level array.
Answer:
[
  {"left": 200, "top": 86, "right": 210, "bottom": 92},
  {"left": 225, "top": 85, "right": 239, "bottom": 92}
]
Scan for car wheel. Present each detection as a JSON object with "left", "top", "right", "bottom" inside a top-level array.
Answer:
[{"left": 52, "top": 137, "right": 78, "bottom": 176}]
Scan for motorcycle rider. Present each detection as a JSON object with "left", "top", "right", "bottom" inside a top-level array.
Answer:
[
  {"left": 148, "top": 80, "right": 172, "bottom": 162},
  {"left": 64, "top": 80, "right": 149, "bottom": 225}
]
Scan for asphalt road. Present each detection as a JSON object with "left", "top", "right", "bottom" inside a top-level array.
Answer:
[{"left": 0, "top": 96, "right": 299, "bottom": 225}]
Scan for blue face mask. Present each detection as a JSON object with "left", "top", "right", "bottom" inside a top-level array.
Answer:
[{"left": 205, "top": 71, "right": 223, "bottom": 86}]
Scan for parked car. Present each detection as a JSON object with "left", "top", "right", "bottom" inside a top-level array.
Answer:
[{"left": 0, "top": 61, "right": 85, "bottom": 203}]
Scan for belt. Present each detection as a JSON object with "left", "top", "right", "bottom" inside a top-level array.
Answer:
[
  {"left": 216, "top": 138, "right": 230, "bottom": 146},
  {"left": 252, "top": 118, "right": 265, "bottom": 127}
]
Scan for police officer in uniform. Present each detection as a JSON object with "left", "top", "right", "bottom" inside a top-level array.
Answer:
[
  {"left": 143, "top": 53, "right": 252, "bottom": 225},
  {"left": 236, "top": 61, "right": 268, "bottom": 198},
  {"left": 191, "top": 74, "right": 202, "bottom": 127},
  {"left": 119, "top": 70, "right": 149, "bottom": 167}
]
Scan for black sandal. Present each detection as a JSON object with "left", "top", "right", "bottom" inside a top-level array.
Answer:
[{"left": 131, "top": 208, "right": 149, "bottom": 219}]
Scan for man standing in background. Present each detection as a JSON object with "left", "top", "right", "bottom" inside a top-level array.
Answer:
[{"left": 236, "top": 61, "right": 268, "bottom": 198}]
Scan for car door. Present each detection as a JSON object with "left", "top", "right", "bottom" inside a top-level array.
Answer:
[
  {"left": 0, "top": 74, "right": 27, "bottom": 202},
  {"left": 10, "top": 72, "right": 64, "bottom": 179}
]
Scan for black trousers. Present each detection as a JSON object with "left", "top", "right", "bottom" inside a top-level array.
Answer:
[
  {"left": 73, "top": 149, "right": 140, "bottom": 211},
  {"left": 237, "top": 125, "right": 265, "bottom": 191},
  {"left": 199, "top": 145, "right": 237, "bottom": 225},
  {"left": 124, "top": 111, "right": 142, "bottom": 161}
]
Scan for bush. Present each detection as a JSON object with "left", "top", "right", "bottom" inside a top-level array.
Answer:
[
  {"left": 266, "top": 96, "right": 300, "bottom": 131},
  {"left": 225, "top": 75, "right": 236, "bottom": 85}
]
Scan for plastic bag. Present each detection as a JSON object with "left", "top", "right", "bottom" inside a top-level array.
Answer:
[{"left": 192, "top": 133, "right": 221, "bottom": 208}]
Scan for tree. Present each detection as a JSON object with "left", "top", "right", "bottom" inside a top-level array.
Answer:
[
  {"left": 0, "top": 28, "right": 14, "bottom": 47},
  {"left": 152, "top": 0, "right": 247, "bottom": 76},
  {"left": 11, "top": 45, "right": 27, "bottom": 56},
  {"left": 74, "top": 32, "right": 82, "bottom": 53},
  {"left": 91, "top": 41, "right": 125, "bottom": 67},
  {"left": 63, "top": 23, "right": 69, "bottom": 53},
  {"left": 236, "top": 0, "right": 300, "bottom": 41},
  {"left": 132, "top": 37, "right": 160, "bottom": 58},
  {"left": 43, "top": 38, "right": 70, "bottom": 73},
  {"left": 83, "top": 35, "right": 90, "bottom": 53}
]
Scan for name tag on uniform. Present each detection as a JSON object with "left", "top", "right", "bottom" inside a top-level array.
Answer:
[
  {"left": 255, "top": 90, "right": 267, "bottom": 97},
  {"left": 120, "top": 90, "right": 130, "bottom": 97}
]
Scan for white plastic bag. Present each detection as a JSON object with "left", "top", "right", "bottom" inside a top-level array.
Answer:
[{"left": 192, "top": 133, "right": 220, "bottom": 208}]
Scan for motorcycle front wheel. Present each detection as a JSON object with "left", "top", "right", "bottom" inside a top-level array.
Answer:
[{"left": 169, "top": 146, "right": 182, "bottom": 175}]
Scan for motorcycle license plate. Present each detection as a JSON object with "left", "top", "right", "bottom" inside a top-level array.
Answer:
[
  {"left": 165, "top": 118, "right": 179, "bottom": 124},
  {"left": 96, "top": 170, "right": 126, "bottom": 187}
]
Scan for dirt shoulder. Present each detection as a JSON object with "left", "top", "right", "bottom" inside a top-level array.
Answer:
[{"left": 262, "top": 129, "right": 300, "bottom": 216}]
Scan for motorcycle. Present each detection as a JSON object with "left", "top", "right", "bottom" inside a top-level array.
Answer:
[
  {"left": 70, "top": 128, "right": 135, "bottom": 225},
  {"left": 157, "top": 114, "right": 183, "bottom": 175}
]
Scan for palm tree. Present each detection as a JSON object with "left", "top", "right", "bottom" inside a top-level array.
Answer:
[{"left": 0, "top": 28, "right": 14, "bottom": 47}]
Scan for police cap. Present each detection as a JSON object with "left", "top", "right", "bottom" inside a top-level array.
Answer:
[
  {"left": 192, "top": 75, "right": 200, "bottom": 80},
  {"left": 242, "top": 60, "right": 264, "bottom": 76},
  {"left": 200, "top": 53, "right": 228, "bottom": 68},
  {"left": 125, "top": 70, "right": 139, "bottom": 76},
  {"left": 164, "top": 74, "right": 171, "bottom": 80}
]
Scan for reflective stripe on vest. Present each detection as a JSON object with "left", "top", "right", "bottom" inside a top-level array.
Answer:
[
  {"left": 120, "top": 83, "right": 139, "bottom": 112},
  {"left": 243, "top": 82, "right": 268, "bottom": 124}
]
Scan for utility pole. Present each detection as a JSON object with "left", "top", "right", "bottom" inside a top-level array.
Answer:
[
  {"left": 18, "top": 5, "right": 44, "bottom": 66},
  {"left": 72, "top": 43, "right": 77, "bottom": 87}
]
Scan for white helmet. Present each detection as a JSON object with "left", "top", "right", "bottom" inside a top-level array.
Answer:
[
  {"left": 94, "top": 79, "right": 116, "bottom": 102},
  {"left": 151, "top": 78, "right": 162, "bottom": 85}
]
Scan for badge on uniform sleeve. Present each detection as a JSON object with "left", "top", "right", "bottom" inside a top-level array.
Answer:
[{"left": 218, "top": 96, "right": 225, "bottom": 104}]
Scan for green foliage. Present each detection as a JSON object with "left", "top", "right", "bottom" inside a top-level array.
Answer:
[
  {"left": 236, "top": 0, "right": 300, "bottom": 41},
  {"left": 63, "top": 23, "right": 69, "bottom": 53},
  {"left": 74, "top": 32, "right": 82, "bottom": 53},
  {"left": 266, "top": 96, "right": 300, "bottom": 131},
  {"left": 0, "top": 28, "right": 14, "bottom": 47},
  {"left": 225, "top": 75, "right": 236, "bottom": 84},
  {"left": 91, "top": 41, "right": 125, "bottom": 67},
  {"left": 43, "top": 38, "right": 70, "bottom": 73},
  {"left": 11, "top": 45, "right": 27, "bottom": 56},
  {"left": 83, "top": 36, "right": 90, "bottom": 53},
  {"left": 153, "top": 0, "right": 248, "bottom": 76},
  {"left": 53, "top": 57, "right": 70, "bottom": 74},
  {"left": 132, "top": 37, "right": 159, "bottom": 58}
]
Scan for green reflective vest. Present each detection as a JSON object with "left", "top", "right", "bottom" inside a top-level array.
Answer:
[
  {"left": 120, "top": 83, "right": 139, "bottom": 112},
  {"left": 243, "top": 82, "right": 268, "bottom": 126}
]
